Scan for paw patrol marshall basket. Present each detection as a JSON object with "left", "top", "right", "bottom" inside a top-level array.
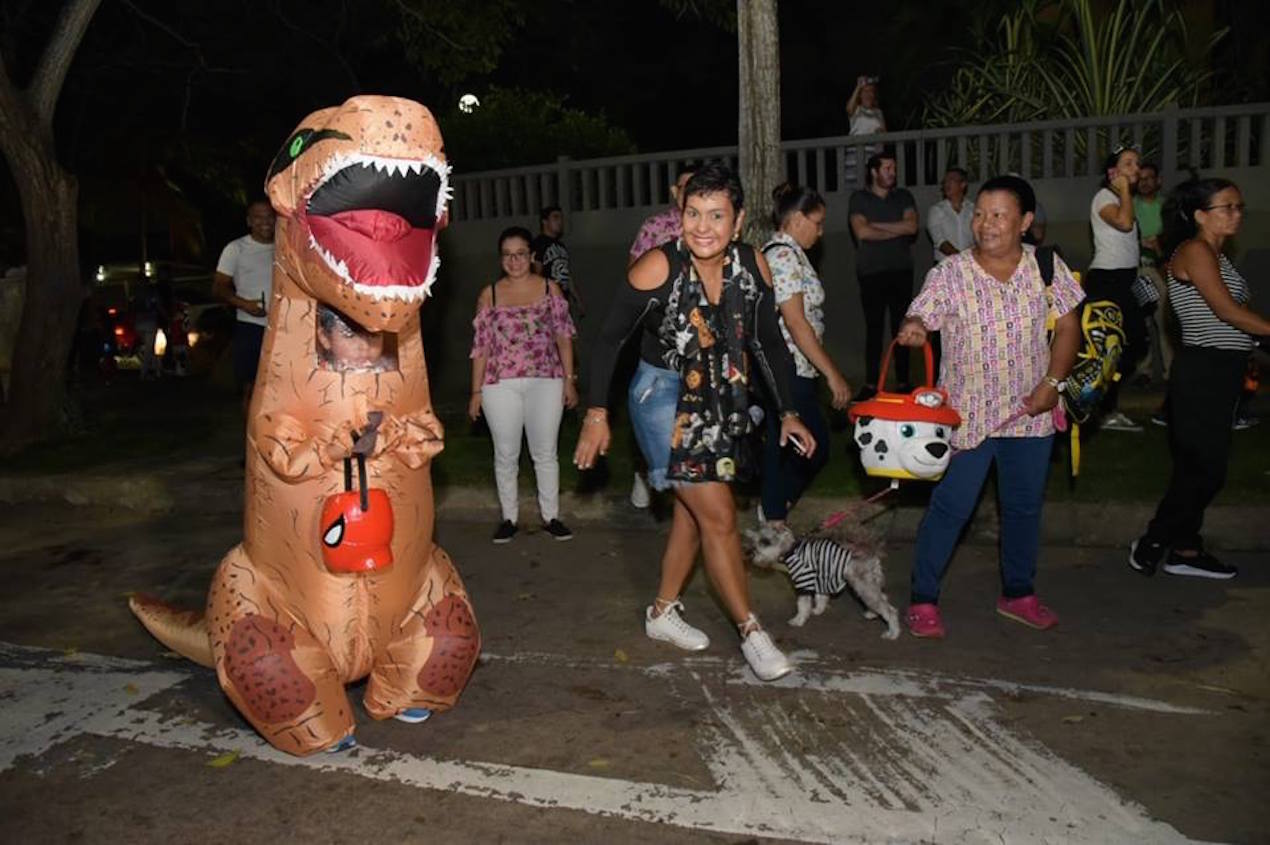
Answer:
[{"left": 847, "top": 340, "right": 961, "bottom": 481}]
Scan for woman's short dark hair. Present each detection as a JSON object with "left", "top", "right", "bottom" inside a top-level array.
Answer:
[
  {"left": 770, "top": 183, "right": 825, "bottom": 229},
  {"left": 976, "top": 174, "right": 1036, "bottom": 215},
  {"left": 538, "top": 205, "right": 561, "bottom": 223},
  {"left": 498, "top": 226, "right": 534, "bottom": 251},
  {"left": 1160, "top": 176, "right": 1238, "bottom": 260},
  {"left": 682, "top": 160, "right": 744, "bottom": 212}
]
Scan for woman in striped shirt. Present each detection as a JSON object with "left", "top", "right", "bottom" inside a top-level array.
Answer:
[{"left": 1129, "top": 178, "right": 1270, "bottom": 580}]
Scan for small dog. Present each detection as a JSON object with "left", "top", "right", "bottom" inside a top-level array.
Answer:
[{"left": 743, "top": 522, "right": 900, "bottom": 639}]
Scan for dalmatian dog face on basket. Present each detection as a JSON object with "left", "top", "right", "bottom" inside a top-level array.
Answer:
[{"left": 853, "top": 415, "right": 953, "bottom": 480}]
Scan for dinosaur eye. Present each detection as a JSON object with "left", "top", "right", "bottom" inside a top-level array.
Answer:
[
  {"left": 899, "top": 424, "right": 916, "bottom": 438},
  {"left": 266, "top": 128, "right": 352, "bottom": 179}
]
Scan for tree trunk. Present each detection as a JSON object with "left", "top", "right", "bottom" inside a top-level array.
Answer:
[
  {"left": 1, "top": 169, "right": 81, "bottom": 452},
  {"left": 737, "top": 0, "right": 781, "bottom": 245},
  {"left": 0, "top": 0, "right": 101, "bottom": 452}
]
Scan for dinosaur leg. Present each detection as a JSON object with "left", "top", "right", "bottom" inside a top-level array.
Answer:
[
  {"left": 364, "top": 544, "right": 481, "bottom": 720},
  {"left": 206, "top": 544, "right": 355, "bottom": 756}
]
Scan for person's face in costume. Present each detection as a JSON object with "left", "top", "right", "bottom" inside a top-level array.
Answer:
[
  {"left": 247, "top": 202, "right": 276, "bottom": 244},
  {"left": 681, "top": 191, "right": 744, "bottom": 261},
  {"left": 318, "top": 314, "right": 385, "bottom": 369}
]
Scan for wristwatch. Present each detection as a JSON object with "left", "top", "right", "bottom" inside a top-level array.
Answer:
[{"left": 1043, "top": 375, "right": 1066, "bottom": 391}]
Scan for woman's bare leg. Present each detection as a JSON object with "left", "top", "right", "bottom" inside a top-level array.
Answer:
[
  {"left": 674, "top": 482, "right": 754, "bottom": 627},
  {"left": 650, "top": 496, "right": 701, "bottom": 616}
]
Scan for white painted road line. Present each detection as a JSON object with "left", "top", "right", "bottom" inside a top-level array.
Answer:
[{"left": 0, "top": 643, "right": 1207, "bottom": 844}]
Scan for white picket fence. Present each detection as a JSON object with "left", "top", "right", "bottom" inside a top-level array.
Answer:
[{"left": 449, "top": 103, "right": 1270, "bottom": 223}]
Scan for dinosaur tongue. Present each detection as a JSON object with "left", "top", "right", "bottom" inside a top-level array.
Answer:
[
  {"left": 308, "top": 209, "right": 433, "bottom": 289},
  {"left": 327, "top": 209, "right": 412, "bottom": 242}
]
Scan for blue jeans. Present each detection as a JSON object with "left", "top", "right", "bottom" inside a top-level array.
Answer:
[
  {"left": 911, "top": 435, "right": 1054, "bottom": 605},
  {"left": 628, "top": 360, "right": 679, "bottom": 491},
  {"left": 761, "top": 374, "right": 829, "bottom": 520}
]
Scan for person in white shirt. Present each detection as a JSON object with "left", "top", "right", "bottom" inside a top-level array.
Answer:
[
  {"left": 1087, "top": 146, "right": 1146, "bottom": 431},
  {"left": 844, "top": 75, "right": 886, "bottom": 184},
  {"left": 927, "top": 167, "right": 973, "bottom": 263},
  {"left": 213, "top": 198, "right": 276, "bottom": 411}
]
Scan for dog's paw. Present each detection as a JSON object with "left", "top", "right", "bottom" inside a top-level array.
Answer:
[
  {"left": 881, "top": 626, "right": 901, "bottom": 640},
  {"left": 788, "top": 616, "right": 807, "bottom": 627},
  {"left": 863, "top": 610, "right": 878, "bottom": 620}
]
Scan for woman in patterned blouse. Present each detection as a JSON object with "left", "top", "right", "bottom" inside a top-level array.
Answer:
[
  {"left": 759, "top": 183, "right": 852, "bottom": 527},
  {"left": 896, "top": 175, "right": 1082, "bottom": 639},
  {"left": 470, "top": 226, "right": 579, "bottom": 544}
]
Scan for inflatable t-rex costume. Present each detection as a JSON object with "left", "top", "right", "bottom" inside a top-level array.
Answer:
[{"left": 131, "top": 96, "right": 479, "bottom": 756}]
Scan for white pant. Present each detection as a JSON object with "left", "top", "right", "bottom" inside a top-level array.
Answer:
[{"left": 481, "top": 377, "right": 564, "bottom": 523}]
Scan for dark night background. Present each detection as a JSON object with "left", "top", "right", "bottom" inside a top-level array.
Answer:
[{"left": 1, "top": 0, "right": 1264, "bottom": 266}]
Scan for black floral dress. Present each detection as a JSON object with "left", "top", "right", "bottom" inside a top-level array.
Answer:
[{"left": 661, "top": 242, "right": 791, "bottom": 484}]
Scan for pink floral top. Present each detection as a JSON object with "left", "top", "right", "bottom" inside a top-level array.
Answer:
[
  {"left": 628, "top": 206, "right": 682, "bottom": 262},
  {"left": 471, "top": 290, "right": 576, "bottom": 385},
  {"left": 908, "top": 248, "right": 1084, "bottom": 450}
]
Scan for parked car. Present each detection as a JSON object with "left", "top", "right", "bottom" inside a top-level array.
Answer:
[{"left": 88, "top": 260, "right": 230, "bottom": 374}]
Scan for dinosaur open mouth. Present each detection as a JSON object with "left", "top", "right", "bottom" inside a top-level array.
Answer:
[{"left": 303, "top": 153, "right": 449, "bottom": 301}]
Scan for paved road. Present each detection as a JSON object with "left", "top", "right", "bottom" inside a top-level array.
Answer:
[{"left": 0, "top": 502, "right": 1266, "bottom": 843}]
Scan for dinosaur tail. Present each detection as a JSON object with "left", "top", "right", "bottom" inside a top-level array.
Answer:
[{"left": 128, "top": 594, "right": 215, "bottom": 668}]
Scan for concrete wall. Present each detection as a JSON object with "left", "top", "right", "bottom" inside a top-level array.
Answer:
[{"left": 424, "top": 168, "right": 1270, "bottom": 405}]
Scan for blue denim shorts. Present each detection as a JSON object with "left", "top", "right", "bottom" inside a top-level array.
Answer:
[{"left": 628, "top": 360, "right": 679, "bottom": 491}]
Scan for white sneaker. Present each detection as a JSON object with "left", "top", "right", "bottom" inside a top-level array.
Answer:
[
  {"left": 740, "top": 626, "right": 793, "bottom": 681},
  {"left": 1101, "top": 411, "right": 1143, "bottom": 432},
  {"left": 645, "top": 601, "right": 709, "bottom": 651},
  {"left": 630, "top": 473, "right": 651, "bottom": 509}
]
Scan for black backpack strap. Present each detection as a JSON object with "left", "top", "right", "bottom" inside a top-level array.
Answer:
[
  {"left": 738, "top": 242, "right": 764, "bottom": 280},
  {"left": 1037, "top": 245, "right": 1056, "bottom": 287},
  {"left": 761, "top": 241, "right": 798, "bottom": 261}
]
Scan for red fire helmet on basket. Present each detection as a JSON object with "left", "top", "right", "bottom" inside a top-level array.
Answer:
[{"left": 848, "top": 341, "right": 961, "bottom": 481}]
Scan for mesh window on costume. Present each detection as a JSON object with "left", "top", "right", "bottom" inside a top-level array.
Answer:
[{"left": 316, "top": 305, "right": 398, "bottom": 372}]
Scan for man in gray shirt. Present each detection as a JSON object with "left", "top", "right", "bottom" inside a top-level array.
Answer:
[{"left": 848, "top": 150, "right": 918, "bottom": 397}]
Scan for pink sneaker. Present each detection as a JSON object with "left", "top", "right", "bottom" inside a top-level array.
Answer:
[
  {"left": 996, "top": 595, "right": 1058, "bottom": 630},
  {"left": 904, "top": 603, "right": 946, "bottom": 639}
]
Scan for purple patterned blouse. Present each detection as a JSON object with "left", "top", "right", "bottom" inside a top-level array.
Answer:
[{"left": 470, "top": 292, "right": 576, "bottom": 385}]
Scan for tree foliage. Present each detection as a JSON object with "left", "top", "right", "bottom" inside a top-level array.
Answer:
[
  {"left": 390, "top": 0, "right": 527, "bottom": 86},
  {"left": 439, "top": 86, "right": 635, "bottom": 172},
  {"left": 923, "top": 0, "right": 1227, "bottom": 127}
]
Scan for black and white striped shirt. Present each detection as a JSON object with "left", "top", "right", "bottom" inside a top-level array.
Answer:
[
  {"left": 786, "top": 538, "right": 854, "bottom": 596},
  {"left": 1167, "top": 253, "right": 1254, "bottom": 352}
]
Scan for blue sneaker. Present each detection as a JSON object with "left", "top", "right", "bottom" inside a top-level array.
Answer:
[
  {"left": 325, "top": 735, "right": 357, "bottom": 753},
  {"left": 394, "top": 707, "right": 433, "bottom": 724}
]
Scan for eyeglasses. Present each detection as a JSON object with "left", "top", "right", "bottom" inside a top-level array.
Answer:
[
  {"left": 500, "top": 250, "right": 531, "bottom": 259},
  {"left": 1203, "top": 202, "right": 1245, "bottom": 214}
]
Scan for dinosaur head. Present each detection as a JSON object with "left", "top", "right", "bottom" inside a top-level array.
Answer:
[{"left": 265, "top": 95, "right": 450, "bottom": 333}]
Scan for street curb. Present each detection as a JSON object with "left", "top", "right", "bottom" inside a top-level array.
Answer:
[{"left": 3, "top": 465, "right": 1267, "bottom": 551}]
